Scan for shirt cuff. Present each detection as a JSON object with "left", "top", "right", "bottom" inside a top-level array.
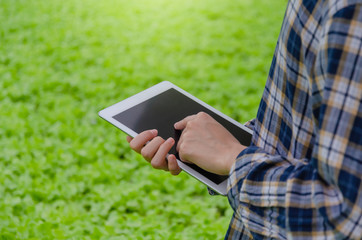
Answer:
[{"left": 227, "top": 146, "right": 267, "bottom": 211}]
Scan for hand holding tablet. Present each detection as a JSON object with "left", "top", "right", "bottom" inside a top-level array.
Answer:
[
  {"left": 99, "top": 81, "right": 253, "bottom": 195},
  {"left": 174, "top": 112, "right": 247, "bottom": 176},
  {"left": 126, "top": 129, "right": 182, "bottom": 176}
]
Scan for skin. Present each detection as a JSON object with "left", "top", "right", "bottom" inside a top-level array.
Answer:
[{"left": 126, "top": 112, "right": 246, "bottom": 176}]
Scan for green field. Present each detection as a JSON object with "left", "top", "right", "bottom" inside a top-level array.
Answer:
[{"left": 0, "top": 0, "right": 287, "bottom": 239}]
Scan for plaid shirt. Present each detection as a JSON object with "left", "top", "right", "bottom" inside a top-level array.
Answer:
[{"left": 226, "top": 0, "right": 362, "bottom": 239}]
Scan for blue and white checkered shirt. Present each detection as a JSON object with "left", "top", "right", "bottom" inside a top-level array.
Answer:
[{"left": 226, "top": 0, "right": 362, "bottom": 239}]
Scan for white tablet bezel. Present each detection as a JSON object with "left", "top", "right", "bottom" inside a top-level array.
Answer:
[{"left": 98, "top": 81, "right": 253, "bottom": 196}]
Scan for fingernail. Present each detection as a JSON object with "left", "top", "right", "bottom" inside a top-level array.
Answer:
[
  {"left": 151, "top": 129, "right": 158, "bottom": 135},
  {"left": 167, "top": 137, "right": 174, "bottom": 144},
  {"left": 174, "top": 123, "right": 179, "bottom": 129}
]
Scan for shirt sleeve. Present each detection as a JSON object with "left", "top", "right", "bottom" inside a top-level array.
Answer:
[
  {"left": 244, "top": 118, "right": 256, "bottom": 131},
  {"left": 227, "top": 5, "right": 362, "bottom": 239}
]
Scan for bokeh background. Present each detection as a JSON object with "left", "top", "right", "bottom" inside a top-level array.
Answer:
[{"left": 0, "top": 0, "right": 286, "bottom": 239}]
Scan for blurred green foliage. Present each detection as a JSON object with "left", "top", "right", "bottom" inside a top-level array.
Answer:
[{"left": 0, "top": 0, "right": 286, "bottom": 239}]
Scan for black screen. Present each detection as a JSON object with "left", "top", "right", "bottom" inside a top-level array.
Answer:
[{"left": 113, "top": 88, "right": 252, "bottom": 184}]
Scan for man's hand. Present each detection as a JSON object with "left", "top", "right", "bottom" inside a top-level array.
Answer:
[
  {"left": 175, "top": 112, "right": 246, "bottom": 175},
  {"left": 126, "top": 130, "right": 182, "bottom": 175}
]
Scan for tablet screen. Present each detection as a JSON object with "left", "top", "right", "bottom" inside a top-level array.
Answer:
[{"left": 112, "top": 88, "right": 251, "bottom": 184}]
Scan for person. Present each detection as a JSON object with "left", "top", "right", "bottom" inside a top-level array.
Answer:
[{"left": 126, "top": 0, "right": 362, "bottom": 239}]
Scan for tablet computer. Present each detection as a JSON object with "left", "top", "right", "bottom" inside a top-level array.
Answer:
[{"left": 98, "top": 81, "right": 252, "bottom": 195}]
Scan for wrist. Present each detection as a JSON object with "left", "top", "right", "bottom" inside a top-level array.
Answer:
[{"left": 222, "top": 144, "right": 246, "bottom": 175}]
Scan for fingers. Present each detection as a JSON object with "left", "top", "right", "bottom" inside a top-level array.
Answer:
[
  {"left": 150, "top": 138, "right": 175, "bottom": 171},
  {"left": 141, "top": 136, "right": 165, "bottom": 162},
  {"left": 174, "top": 114, "right": 196, "bottom": 130},
  {"left": 127, "top": 130, "right": 181, "bottom": 176},
  {"left": 167, "top": 154, "right": 182, "bottom": 175},
  {"left": 129, "top": 129, "right": 158, "bottom": 153},
  {"left": 174, "top": 112, "right": 211, "bottom": 130}
]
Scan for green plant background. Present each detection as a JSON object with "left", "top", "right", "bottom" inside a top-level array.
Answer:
[{"left": 0, "top": 0, "right": 286, "bottom": 239}]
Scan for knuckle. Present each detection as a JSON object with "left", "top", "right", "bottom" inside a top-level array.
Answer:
[
  {"left": 179, "top": 152, "right": 187, "bottom": 161},
  {"left": 181, "top": 131, "right": 191, "bottom": 141},
  {"left": 178, "top": 144, "right": 188, "bottom": 158},
  {"left": 197, "top": 111, "right": 205, "bottom": 117},
  {"left": 178, "top": 142, "right": 185, "bottom": 151},
  {"left": 160, "top": 141, "right": 170, "bottom": 150},
  {"left": 140, "top": 148, "right": 151, "bottom": 160},
  {"left": 197, "top": 111, "right": 207, "bottom": 118},
  {"left": 186, "top": 121, "right": 196, "bottom": 129},
  {"left": 129, "top": 141, "right": 138, "bottom": 150},
  {"left": 154, "top": 136, "right": 164, "bottom": 143},
  {"left": 151, "top": 160, "right": 163, "bottom": 169}
]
